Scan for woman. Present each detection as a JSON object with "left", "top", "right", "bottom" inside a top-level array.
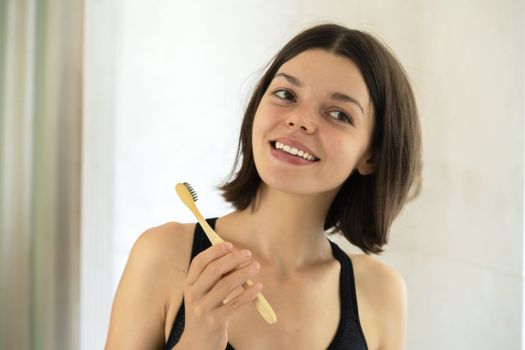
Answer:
[{"left": 105, "top": 23, "right": 422, "bottom": 350}]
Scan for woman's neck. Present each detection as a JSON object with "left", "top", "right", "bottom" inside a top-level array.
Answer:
[{"left": 217, "top": 184, "right": 340, "bottom": 274}]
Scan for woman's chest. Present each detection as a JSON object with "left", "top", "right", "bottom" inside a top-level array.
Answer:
[
  {"left": 224, "top": 256, "right": 382, "bottom": 350},
  {"left": 225, "top": 263, "right": 342, "bottom": 350}
]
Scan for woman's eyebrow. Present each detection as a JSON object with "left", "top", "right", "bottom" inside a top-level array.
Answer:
[
  {"left": 274, "top": 72, "right": 365, "bottom": 116},
  {"left": 274, "top": 72, "right": 302, "bottom": 86}
]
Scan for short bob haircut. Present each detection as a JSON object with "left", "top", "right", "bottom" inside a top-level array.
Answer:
[{"left": 217, "top": 23, "right": 422, "bottom": 255}]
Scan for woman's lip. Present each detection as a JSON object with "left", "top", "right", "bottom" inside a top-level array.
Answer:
[
  {"left": 269, "top": 142, "right": 320, "bottom": 165},
  {"left": 270, "top": 137, "right": 320, "bottom": 160}
]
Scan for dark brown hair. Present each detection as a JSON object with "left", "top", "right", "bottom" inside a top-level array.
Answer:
[{"left": 217, "top": 23, "right": 422, "bottom": 254}]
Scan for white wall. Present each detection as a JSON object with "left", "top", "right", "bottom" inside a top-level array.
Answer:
[
  {"left": 372, "top": 1, "right": 524, "bottom": 348},
  {"left": 81, "top": 1, "right": 118, "bottom": 349},
  {"left": 82, "top": 0, "right": 524, "bottom": 349}
]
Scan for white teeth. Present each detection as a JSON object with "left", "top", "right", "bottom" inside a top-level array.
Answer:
[{"left": 274, "top": 141, "right": 316, "bottom": 161}]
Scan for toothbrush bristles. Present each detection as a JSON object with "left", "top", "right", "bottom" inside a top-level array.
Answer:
[{"left": 183, "top": 182, "right": 198, "bottom": 202}]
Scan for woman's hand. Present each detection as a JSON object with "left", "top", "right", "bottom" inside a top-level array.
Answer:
[{"left": 176, "top": 242, "right": 262, "bottom": 350}]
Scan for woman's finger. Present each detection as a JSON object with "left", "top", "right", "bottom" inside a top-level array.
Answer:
[
  {"left": 184, "top": 242, "right": 233, "bottom": 286},
  {"left": 190, "top": 248, "right": 253, "bottom": 297},
  {"left": 217, "top": 281, "right": 263, "bottom": 318},
  {"left": 200, "top": 259, "right": 260, "bottom": 310}
]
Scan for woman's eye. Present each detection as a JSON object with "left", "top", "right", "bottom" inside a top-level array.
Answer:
[
  {"left": 328, "top": 110, "right": 353, "bottom": 124},
  {"left": 273, "top": 89, "right": 295, "bottom": 101}
]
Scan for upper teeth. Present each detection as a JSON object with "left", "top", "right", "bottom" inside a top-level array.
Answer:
[{"left": 274, "top": 141, "right": 317, "bottom": 161}]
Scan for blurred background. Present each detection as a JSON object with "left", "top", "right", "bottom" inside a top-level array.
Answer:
[{"left": 0, "top": 0, "right": 523, "bottom": 349}]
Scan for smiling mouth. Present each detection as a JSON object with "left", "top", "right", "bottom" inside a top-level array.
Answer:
[{"left": 269, "top": 141, "right": 321, "bottom": 162}]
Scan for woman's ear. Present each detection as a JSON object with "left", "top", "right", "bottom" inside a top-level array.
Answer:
[{"left": 356, "top": 151, "right": 377, "bottom": 175}]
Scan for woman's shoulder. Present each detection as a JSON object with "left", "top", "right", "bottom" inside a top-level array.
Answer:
[
  {"left": 105, "top": 221, "right": 197, "bottom": 348},
  {"left": 131, "top": 221, "right": 196, "bottom": 274},
  {"left": 347, "top": 252, "right": 405, "bottom": 287},
  {"left": 346, "top": 251, "right": 407, "bottom": 348},
  {"left": 137, "top": 221, "right": 194, "bottom": 248},
  {"left": 347, "top": 251, "right": 406, "bottom": 307}
]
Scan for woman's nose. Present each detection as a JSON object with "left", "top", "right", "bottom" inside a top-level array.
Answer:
[{"left": 285, "top": 109, "right": 318, "bottom": 134}]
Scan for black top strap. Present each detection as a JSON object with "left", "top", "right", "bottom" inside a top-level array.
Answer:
[{"left": 326, "top": 240, "right": 368, "bottom": 349}]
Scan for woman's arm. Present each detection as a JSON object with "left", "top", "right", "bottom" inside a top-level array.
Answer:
[{"left": 105, "top": 223, "right": 188, "bottom": 349}]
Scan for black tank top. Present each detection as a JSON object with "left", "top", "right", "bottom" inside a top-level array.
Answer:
[{"left": 165, "top": 217, "right": 368, "bottom": 350}]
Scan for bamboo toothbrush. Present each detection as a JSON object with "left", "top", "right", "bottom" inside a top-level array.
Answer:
[{"left": 175, "top": 182, "right": 277, "bottom": 325}]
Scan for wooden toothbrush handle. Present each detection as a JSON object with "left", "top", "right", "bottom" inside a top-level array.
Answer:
[
  {"left": 193, "top": 210, "right": 225, "bottom": 245},
  {"left": 242, "top": 279, "right": 278, "bottom": 324}
]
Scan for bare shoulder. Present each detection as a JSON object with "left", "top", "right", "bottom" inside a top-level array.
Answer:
[
  {"left": 105, "top": 221, "right": 196, "bottom": 349},
  {"left": 348, "top": 253, "right": 406, "bottom": 299},
  {"left": 133, "top": 221, "right": 195, "bottom": 273},
  {"left": 347, "top": 252, "right": 407, "bottom": 350}
]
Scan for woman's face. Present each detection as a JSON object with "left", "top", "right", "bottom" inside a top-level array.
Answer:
[{"left": 252, "top": 48, "right": 375, "bottom": 196}]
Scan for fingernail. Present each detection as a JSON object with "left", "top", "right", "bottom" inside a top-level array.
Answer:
[
  {"left": 241, "top": 249, "right": 252, "bottom": 257},
  {"left": 223, "top": 242, "right": 233, "bottom": 250},
  {"left": 252, "top": 261, "right": 260, "bottom": 271}
]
